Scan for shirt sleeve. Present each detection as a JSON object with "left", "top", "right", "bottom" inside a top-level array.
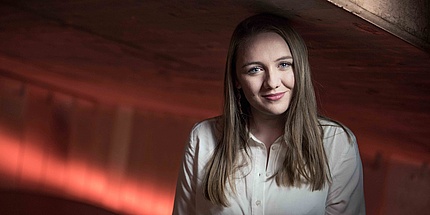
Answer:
[
  {"left": 172, "top": 127, "right": 198, "bottom": 215},
  {"left": 325, "top": 132, "right": 366, "bottom": 215}
]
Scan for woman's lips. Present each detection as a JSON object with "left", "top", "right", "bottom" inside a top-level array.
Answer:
[{"left": 262, "top": 92, "right": 285, "bottom": 101}]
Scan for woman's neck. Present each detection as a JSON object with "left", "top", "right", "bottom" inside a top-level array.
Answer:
[{"left": 249, "top": 112, "right": 285, "bottom": 149}]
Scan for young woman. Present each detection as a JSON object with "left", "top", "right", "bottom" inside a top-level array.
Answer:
[{"left": 173, "top": 13, "right": 365, "bottom": 215}]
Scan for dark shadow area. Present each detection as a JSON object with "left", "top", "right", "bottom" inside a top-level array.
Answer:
[{"left": 0, "top": 189, "right": 120, "bottom": 215}]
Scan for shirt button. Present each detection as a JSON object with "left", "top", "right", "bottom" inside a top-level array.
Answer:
[
  {"left": 256, "top": 200, "right": 261, "bottom": 206},
  {"left": 271, "top": 145, "right": 279, "bottom": 150},
  {"left": 258, "top": 173, "right": 262, "bottom": 177}
]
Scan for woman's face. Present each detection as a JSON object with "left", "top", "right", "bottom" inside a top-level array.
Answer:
[{"left": 235, "top": 32, "right": 295, "bottom": 119}]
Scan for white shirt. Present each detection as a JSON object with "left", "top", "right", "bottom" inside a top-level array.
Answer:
[{"left": 173, "top": 117, "right": 365, "bottom": 215}]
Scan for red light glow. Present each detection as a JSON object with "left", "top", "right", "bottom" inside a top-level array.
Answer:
[{"left": 0, "top": 130, "right": 174, "bottom": 215}]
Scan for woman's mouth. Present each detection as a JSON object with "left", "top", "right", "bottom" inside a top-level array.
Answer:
[{"left": 262, "top": 92, "right": 285, "bottom": 101}]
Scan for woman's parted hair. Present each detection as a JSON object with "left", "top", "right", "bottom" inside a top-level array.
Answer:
[{"left": 203, "top": 13, "right": 330, "bottom": 206}]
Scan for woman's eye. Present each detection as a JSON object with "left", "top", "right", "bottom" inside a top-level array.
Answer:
[
  {"left": 248, "top": 67, "right": 263, "bottom": 74},
  {"left": 279, "top": 62, "right": 292, "bottom": 69}
]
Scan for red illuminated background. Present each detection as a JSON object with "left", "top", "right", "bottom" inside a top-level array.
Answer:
[{"left": 0, "top": 0, "right": 429, "bottom": 214}]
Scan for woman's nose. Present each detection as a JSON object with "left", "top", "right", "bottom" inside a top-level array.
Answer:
[{"left": 263, "top": 68, "right": 281, "bottom": 89}]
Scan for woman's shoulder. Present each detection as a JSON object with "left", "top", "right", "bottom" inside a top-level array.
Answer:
[
  {"left": 319, "top": 118, "right": 357, "bottom": 153},
  {"left": 318, "top": 117, "right": 359, "bottom": 162},
  {"left": 191, "top": 116, "right": 221, "bottom": 135},
  {"left": 192, "top": 116, "right": 220, "bottom": 128},
  {"left": 187, "top": 116, "right": 222, "bottom": 149},
  {"left": 318, "top": 117, "right": 355, "bottom": 141}
]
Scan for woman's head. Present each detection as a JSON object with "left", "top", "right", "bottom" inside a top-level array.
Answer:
[
  {"left": 224, "top": 13, "right": 315, "bottom": 123},
  {"left": 235, "top": 31, "right": 295, "bottom": 120},
  {"left": 205, "top": 14, "right": 328, "bottom": 206}
]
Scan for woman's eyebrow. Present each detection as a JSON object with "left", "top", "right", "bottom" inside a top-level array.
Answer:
[
  {"left": 275, "top": 56, "right": 293, "bottom": 62},
  {"left": 241, "top": 61, "right": 262, "bottom": 68}
]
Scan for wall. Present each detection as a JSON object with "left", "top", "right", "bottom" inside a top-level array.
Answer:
[{"left": 0, "top": 75, "right": 199, "bottom": 214}]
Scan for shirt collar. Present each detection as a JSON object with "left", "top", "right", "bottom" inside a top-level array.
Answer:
[{"left": 248, "top": 132, "right": 284, "bottom": 146}]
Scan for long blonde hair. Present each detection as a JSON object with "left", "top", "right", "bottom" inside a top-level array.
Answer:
[{"left": 203, "top": 13, "right": 331, "bottom": 206}]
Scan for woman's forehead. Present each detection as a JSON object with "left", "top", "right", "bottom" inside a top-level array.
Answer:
[{"left": 236, "top": 32, "right": 292, "bottom": 59}]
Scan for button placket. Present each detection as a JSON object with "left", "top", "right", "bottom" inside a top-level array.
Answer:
[
  {"left": 251, "top": 141, "right": 266, "bottom": 214},
  {"left": 266, "top": 143, "right": 279, "bottom": 179}
]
